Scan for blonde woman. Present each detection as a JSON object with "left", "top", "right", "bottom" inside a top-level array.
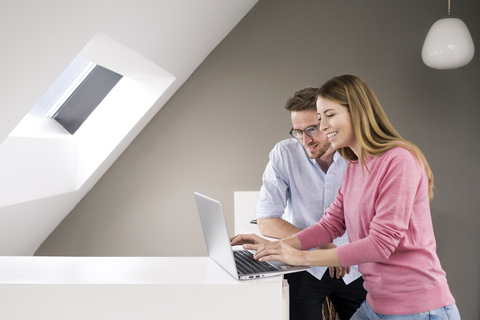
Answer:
[{"left": 232, "top": 75, "right": 460, "bottom": 319}]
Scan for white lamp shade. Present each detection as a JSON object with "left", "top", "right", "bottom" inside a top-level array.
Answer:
[{"left": 422, "top": 17, "right": 475, "bottom": 69}]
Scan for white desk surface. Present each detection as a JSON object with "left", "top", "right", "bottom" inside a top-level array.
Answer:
[
  {"left": 0, "top": 256, "right": 282, "bottom": 285},
  {"left": 0, "top": 256, "right": 287, "bottom": 320}
]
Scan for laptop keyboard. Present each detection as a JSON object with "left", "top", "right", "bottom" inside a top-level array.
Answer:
[{"left": 234, "top": 250, "right": 278, "bottom": 275}]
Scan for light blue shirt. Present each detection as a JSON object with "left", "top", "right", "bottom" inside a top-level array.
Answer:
[{"left": 256, "top": 139, "right": 361, "bottom": 284}]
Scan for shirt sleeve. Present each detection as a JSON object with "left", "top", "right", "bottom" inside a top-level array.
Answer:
[
  {"left": 256, "top": 145, "right": 289, "bottom": 219},
  {"left": 337, "top": 149, "right": 425, "bottom": 267},
  {"left": 296, "top": 187, "right": 347, "bottom": 250}
]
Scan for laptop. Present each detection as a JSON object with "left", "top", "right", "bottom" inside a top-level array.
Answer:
[{"left": 194, "top": 192, "right": 310, "bottom": 280}]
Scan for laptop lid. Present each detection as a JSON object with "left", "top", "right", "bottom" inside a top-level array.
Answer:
[{"left": 194, "top": 192, "right": 309, "bottom": 280}]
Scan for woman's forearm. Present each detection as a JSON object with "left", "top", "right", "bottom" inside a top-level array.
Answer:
[
  {"left": 302, "top": 247, "right": 341, "bottom": 267},
  {"left": 280, "top": 235, "right": 303, "bottom": 250},
  {"left": 276, "top": 236, "right": 342, "bottom": 267}
]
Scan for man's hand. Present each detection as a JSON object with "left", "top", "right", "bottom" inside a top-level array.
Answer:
[
  {"left": 230, "top": 233, "right": 269, "bottom": 250},
  {"left": 318, "top": 243, "right": 350, "bottom": 279}
]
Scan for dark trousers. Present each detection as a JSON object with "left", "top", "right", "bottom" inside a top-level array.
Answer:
[{"left": 284, "top": 270, "right": 367, "bottom": 320}]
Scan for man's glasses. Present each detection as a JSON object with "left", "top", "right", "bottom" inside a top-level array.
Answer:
[{"left": 289, "top": 123, "right": 321, "bottom": 140}]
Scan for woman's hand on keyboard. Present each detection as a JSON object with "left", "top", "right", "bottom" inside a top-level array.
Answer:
[{"left": 253, "top": 240, "right": 305, "bottom": 266}]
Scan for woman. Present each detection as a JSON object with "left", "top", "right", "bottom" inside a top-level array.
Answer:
[{"left": 231, "top": 75, "right": 460, "bottom": 319}]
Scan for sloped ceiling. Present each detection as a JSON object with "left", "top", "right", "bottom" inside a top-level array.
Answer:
[{"left": 0, "top": 0, "right": 258, "bottom": 255}]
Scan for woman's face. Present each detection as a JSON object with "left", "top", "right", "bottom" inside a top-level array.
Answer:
[{"left": 316, "top": 96, "right": 359, "bottom": 157}]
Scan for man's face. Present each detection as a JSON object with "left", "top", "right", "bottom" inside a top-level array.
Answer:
[{"left": 290, "top": 109, "right": 331, "bottom": 159}]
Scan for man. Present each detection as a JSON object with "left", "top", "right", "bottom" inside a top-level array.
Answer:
[{"left": 256, "top": 88, "right": 366, "bottom": 320}]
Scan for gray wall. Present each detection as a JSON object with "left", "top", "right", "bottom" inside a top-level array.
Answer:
[{"left": 36, "top": 0, "right": 480, "bottom": 318}]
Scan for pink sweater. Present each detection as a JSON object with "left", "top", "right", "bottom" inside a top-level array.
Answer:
[{"left": 297, "top": 147, "right": 455, "bottom": 315}]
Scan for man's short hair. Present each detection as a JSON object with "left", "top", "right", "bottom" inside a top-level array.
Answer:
[{"left": 284, "top": 87, "right": 319, "bottom": 112}]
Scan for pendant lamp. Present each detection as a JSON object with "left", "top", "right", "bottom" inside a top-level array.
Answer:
[{"left": 422, "top": 0, "right": 475, "bottom": 69}]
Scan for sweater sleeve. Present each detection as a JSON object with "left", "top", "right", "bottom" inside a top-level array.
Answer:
[{"left": 337, "top": 149, "right": 425, "bottom": 267}]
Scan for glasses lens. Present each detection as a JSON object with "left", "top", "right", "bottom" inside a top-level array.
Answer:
[
  {"left": 290, "top": 129, "right": 302, "bottom": 140},
  {"left": 304, "top": 126, "right": 319, "bottom": 138}
]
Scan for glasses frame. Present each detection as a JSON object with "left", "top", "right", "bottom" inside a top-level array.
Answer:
[{"left": 289, "top": 123, "right": 321, "bottom": 140}]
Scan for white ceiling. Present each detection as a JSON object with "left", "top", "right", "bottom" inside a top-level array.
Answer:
[{"left": 0, "top": 0, "right": 258, "bottom": 255}]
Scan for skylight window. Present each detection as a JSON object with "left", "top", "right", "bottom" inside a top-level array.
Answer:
[
  {"left": 30, "top": 56, "right": 95, "bottom": 117},
  {"left": 4, "top": 32, "right": 176, "bottom": 206},
  {"left": 29, "top": 56, "right": 123, "bottom": 134}
]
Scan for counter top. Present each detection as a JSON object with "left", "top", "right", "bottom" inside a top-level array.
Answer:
[{"left": 0, "top": 256, "right": 282, "bottom": 285}]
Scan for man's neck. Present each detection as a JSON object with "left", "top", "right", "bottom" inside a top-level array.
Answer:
[{"left": 316, "top": 152, "right": 335, "bottom": 173}]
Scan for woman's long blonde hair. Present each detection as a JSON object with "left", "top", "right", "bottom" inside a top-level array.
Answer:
[{"left": 317, "top": 75, "right": 434, "bottom": 200}]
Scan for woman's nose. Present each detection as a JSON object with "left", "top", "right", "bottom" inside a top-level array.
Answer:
[{"left": 319, "top": 118, "right": 328, "bottom": 131}]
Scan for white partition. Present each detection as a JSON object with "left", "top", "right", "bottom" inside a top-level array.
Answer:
[{"left": 233, "top": 191, "right": 260, "bottom": 235}]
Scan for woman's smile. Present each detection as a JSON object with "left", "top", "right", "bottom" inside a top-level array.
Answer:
[{"left": 326, "top": 131, "right": 338, "bottom": 141}]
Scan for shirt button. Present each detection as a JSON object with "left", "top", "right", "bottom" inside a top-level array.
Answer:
[{"left": 326, "top": 185, "right": 330, "bottom": 189}]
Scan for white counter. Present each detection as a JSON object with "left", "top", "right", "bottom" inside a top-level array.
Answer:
[{"left": 0, "top": 256, "right": 287, "bottom": 320}]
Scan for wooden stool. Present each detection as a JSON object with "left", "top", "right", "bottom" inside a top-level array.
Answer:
[{"left": 322, "top": 297, "right": 340, "bottom": 320}]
